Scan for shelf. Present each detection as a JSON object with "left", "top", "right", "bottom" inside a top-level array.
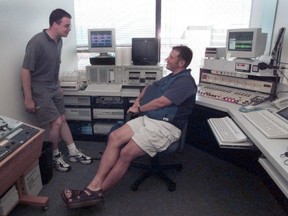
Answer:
[{"left": 259, "top": 157, "right": 288, "bottom": 198}]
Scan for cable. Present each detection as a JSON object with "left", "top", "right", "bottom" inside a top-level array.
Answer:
[
  {"left": 277, "top": 68, "right": 288, "bottom": 81},
  {"left": 275, "top": 90, "right": 288, "bottom": 100}
]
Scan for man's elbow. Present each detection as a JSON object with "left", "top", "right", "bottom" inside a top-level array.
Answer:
[{"left": 158, "top": 99, "right": 172, "bottom": 108}]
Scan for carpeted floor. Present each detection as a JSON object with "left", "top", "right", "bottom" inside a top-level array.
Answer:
[{"left": 9, "top": 141, "right": 287, "bottom": 216}]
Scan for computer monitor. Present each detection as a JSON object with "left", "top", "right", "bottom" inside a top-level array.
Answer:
[
  {"left": 88, "top": 28, "right": 116, "bottom": 56},
  {"left": 132, "top": 38, "right": 160, "bottom": 65},
  {"left": 226, "top": 28, "right": 267, "bottom": 59}
]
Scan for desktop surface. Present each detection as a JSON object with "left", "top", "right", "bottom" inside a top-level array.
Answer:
[{"left": 196, "top": 94, "right": 288, "bottom": 197}]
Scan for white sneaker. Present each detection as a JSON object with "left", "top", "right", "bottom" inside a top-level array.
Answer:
[
  {"left": 69, "top": 149, "right": 92, "bottom": 165},
  {"left": 53, "top": 153, "right": 71, "bottom": 172}
]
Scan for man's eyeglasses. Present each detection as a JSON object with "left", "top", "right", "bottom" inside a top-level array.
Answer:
[
  {"left": 55, "top": 21, "right": 71, "bottom": 29},
  {"left": 60, "top": 24, "right": 71, "bottom": 30}
]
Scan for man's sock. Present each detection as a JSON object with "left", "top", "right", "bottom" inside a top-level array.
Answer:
[
  {"left": 67, "top": 143, "right": 78, "bottom": 155},
  {"left": 53, "top": 149, "right": 60, "bottom": 157}
]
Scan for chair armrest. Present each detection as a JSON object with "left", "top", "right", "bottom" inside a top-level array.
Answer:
[
  {"left": 125, "top": 112, "right": 133, "bottom": 123},
  {"left": 178, "top": 121, "right": 188, "bottom": 152},
  {"left": 125, "top": 112, "right": 140, "bottom": 123}
]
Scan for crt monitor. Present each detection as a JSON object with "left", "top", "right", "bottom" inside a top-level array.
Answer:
[
  {"left": 226, "top": 28, "right": 267, "bottom": 59},
  {"left": 88, "top": 28, "right": 116, "bottom": 56},
  {"left": 132, "top": 38, "right": 160, "bottom": 65}
]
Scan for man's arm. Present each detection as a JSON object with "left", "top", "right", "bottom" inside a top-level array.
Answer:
[
  {"left": 128, "top": 86, "right": 148, "bottom": 113},
  {"left": 138, "top": 96, "right": 172, "bottom": 113},
  {"left": 128, "top": 93, "right": 172, "bottom": 114},
  {"left": 21, "top": 68, "right": 36, "bottom": 113}
]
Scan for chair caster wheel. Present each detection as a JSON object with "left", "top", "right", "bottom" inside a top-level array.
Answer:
[
  {"left": 168, "top": 183, "right": 176, "bottom": 192},
  {"left": 42, "top": 205, "right": 48, "bottom": 211},
  {"left": 131, "top": 184, "right": 138, "bottom": 191}
]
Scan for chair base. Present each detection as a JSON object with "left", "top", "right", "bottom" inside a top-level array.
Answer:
[{"left": 130, "top": 161, "right": 183, "bottom": 192}]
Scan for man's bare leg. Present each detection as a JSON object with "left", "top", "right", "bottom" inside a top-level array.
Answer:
[
  {"left": 59, "top": 115, "right": 74, "bottom": 145},
  {"left": 86, "top": 124, "right": 137, "bottom": 191},
  {"left": 101, "top": 140, "right": 146, "bottom": 192},
  {"left": 49, "top": 117, "right": 62, "bottom": 150}
]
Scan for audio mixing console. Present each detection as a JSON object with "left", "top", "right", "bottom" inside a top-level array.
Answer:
[
  {"left": 0, "top": 116, "right": 39, "bottom": 161},
  {"left": 197, "top": 83, "right": 271, "bottom": 105},
  {"left": 197, "top": 71, "right": 274, "bottom": 105}
]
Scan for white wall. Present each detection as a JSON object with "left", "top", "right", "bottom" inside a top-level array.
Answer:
[
  {"left": 251, "top": 0, "right": 288, "bottom": 84},
  {"left": 0, "top": 0, "right": 77, "bottom": 124},
  {"left": 250, "top": 0, "right": 278, "bottom": 54},
  {"left": 273, "top": 0, "right": 288, "bottom": 84}
]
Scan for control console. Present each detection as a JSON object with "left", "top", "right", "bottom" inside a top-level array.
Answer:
[
  {"left": 197, "top": 83, "right": 271, "bottom": 105},
  {"left": 0, "top": 116, "right": 39, "bottom": 161},
  {"left": 197, "top": 71, "right": 275, "bottom": 105},
  {"left": 86, "top": 65, "right": 163, "bottom": 87}
]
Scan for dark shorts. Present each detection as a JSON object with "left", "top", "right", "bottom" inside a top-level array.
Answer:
[{"left": 32, "top": 86, "right": 65, "bottom": 126}]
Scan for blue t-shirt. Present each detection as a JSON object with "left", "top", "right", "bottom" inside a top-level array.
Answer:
[{"left": 140, "top": 69, "right": 197, "bottom": 129}]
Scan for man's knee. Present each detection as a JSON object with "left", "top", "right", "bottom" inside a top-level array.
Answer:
[
  {"left": 51, "top": 116, "right": 63, "bottom": 128},
  {"left": 107, "top": 129, "right": 126, "bottom": 144},
  {"left": 119, "top": 147, "right": 135, "bottom": 164},
  {"left": 119, "top": 141, "right": 144, "bottom": 163},
  {"left": 107, "top": 130, "right": 118, "bottom": 143}
]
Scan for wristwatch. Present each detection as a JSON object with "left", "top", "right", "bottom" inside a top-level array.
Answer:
[{"left": 138, "top": 106, "right": 142, "bottom": 113}]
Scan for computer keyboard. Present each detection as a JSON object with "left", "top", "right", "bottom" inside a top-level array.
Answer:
[
  {"left": 243, "top": 109, "right": 288, "bottom": 139},
  {"left": 207, "top": 116, "right": 247, "bottom": 143}
]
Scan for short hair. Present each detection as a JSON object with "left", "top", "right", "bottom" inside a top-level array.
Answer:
[
  {"left": 172, "top": 45, "right": 193, "bottom": 68},
  {"left": 49, "top": 8, "right": 72, "bottom": 27}
]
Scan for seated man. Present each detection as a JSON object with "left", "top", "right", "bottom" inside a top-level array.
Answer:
[{"left": 61, "top": 45, "right": 197, "bottom": 208}]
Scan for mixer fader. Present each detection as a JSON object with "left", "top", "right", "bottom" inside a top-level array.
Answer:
[
  {"left": 197, "top": 71, "right": 275, "bottom": 105},
  {"left": 197, "top": 83, "right": 271, "bottom": 105}
]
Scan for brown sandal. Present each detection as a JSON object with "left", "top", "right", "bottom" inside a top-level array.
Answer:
[{"left": 61, "top": 187, "right": 104, "bottom": 209}]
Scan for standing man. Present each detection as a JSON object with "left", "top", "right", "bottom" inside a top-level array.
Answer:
[
  {"left": 21, "top": 8, "right": 92, "bottom": 172},
  {"left": 61, "top": 45, "right": 197, "bottom": 208}
]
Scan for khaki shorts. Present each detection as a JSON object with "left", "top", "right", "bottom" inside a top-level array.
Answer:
[{"left": 127, "top": 116, "right": 181, "bottom": 157}]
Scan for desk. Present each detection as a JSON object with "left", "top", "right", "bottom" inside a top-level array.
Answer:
[
  {"left": 196, "top": 95, "right": 288, "bottom": 198},
  {"left": 0, "top": 124, "right": 49, "bottom": 213},
  {"left": 63, "top": 87, "right": 140, "bottom": 139}
]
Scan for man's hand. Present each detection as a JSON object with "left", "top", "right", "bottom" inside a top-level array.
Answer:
[
  {"left": 59, "top": 88, "right": 64, "bottom": 96},
  {"left": 127, "top": 106, "right": 139, "bottom": 114},
  {"left": 25, "top": 98, "right": 36, "bottom": 113}
]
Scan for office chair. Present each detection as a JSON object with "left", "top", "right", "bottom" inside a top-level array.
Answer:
[{"left": 128, "top": 113, "right": 188, "bottom": 192}]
